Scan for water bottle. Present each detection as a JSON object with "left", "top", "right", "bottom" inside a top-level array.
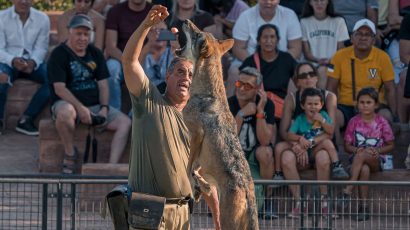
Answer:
[{"left": 383, "top": 155, "right": 393, "bottom": 170}]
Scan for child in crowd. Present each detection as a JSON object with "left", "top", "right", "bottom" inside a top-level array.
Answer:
[
  {"left": 287, "top": 87, "right": 349, "bottom": 180},
  {"left": 340, "top": 87, "right": 395, "bottom": 221}
]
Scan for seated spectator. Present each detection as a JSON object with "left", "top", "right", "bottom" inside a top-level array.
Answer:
[
  {"left": 333, "top": 0, "right": 380, "bottom": 43},
  {"left": 282, "top": 87, "right": 346, "bottom": 218},
  {"left": 208, "top": 0, "right": 249, "bottom": 39},
  {"left": 48, "top": 15, "right": 131, "bottom": 173},
  {"left": 275, "top": 62, "right": 340, "bottom": 181},
  {"left": 227, "top": 0, "right": 302, "bottom": 97},
  {"left": 140, "top": 21, "right": 175, "bottom": 94},
  {"left": 274, "top": 62, "right": 347, "bottom": 217},
  {"left": 287, "top": 87, "right": 348, "bottom": 178},
  {"left": 398, "top": 13, "right": 410, "bottom": 123},
  {"left": 105, "top": 0, "right": 152, "bottom": 110},
  {"left": 58, "top": 0, "right": 105, "bottom": 51},
  {"left": 0, "top": 0, "right": 50, "bottom": 136},
  {"left": 339, "top": 87, "right": 394, "bottom": 221},
  {"left": 300, "top": 0, "right": 349, "bottom": 89},
  {"left": 236, "top": 24, "right": 297, "bottom": 119},
  {"left": 228, "top": 67, "right": 277, "bottom": 219},
  {"left": 377, "top": 0, "right": 405, "bottom": 86},
  {"left": 326, "top": 19, "right": 396, "bottom": 144},
  {"left": 166, "top": 0, "right": 218, "bottom": 37}
]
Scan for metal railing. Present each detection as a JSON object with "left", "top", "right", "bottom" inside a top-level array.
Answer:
[{"left": 0, "top": 174, "right": 409, "bottom": 229}]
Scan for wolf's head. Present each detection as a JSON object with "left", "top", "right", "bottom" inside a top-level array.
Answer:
[{"left": 175, "top": 20, "right": 233, "bottom": 63}]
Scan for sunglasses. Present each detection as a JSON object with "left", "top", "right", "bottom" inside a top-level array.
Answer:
[
  {"left": 235, "top": 80, "right": 258, "bottom": 90},
  {"left": 296, "top": 71, "right": 317, "bottom": 79}
]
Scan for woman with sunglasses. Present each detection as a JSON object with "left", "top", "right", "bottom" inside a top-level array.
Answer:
[
  {"left": 300, "top": 0, "right": 349, "bottom": 89},
  {"left": 273, "top": 62, "right": 344, "bottom": 217}
]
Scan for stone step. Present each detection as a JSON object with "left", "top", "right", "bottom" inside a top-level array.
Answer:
[
  {"left": 4, "top": 79, "right": 50, "bottom": 130},
  {"left": 38, "top": 119, "right": 130, "bottom": 173}
]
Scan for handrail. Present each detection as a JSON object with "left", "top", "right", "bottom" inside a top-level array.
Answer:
[{"left": 0, "top": 174, "right": 409, "bottom": 186}]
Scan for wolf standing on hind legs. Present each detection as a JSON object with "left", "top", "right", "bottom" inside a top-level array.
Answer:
[{"left": 177, "top": 19, "right": 259, "bottom": 229}]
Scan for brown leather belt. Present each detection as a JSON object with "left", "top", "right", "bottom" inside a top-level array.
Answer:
[{"left": 166, "top": 197, "right": 191, "bottom": 205}]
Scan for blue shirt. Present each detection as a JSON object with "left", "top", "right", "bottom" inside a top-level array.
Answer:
[{"left": 289, "top": 110, "right": 332, "bottom": 139}]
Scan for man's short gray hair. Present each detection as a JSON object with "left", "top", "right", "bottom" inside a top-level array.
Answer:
[
  {"left": 167, "top": 56, "right": 192, "bottom": 74},
  {"left": 239, "top": 67, "right": 263, "bottom": 85}
]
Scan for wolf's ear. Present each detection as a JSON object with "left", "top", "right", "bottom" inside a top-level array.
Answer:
[{"left": 218, "top": 39, "right": 234, "bottom": 54}]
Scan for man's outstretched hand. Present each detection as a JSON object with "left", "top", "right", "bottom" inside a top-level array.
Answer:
[{"left": 143, "top": 5, "right": 169, "bottom": 28}]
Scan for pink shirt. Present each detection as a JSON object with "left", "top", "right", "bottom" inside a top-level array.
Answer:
[{"left": 344, "top": 114, "right": 394, "bottom": 149}]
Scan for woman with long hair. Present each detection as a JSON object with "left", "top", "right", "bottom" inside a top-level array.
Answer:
[
  {"left": 274, "top": 62, "right": 345, "bottom": 218},
  {"left": 166, "top": 0, "right": 218, "bottom": 37},
  {"left": 300, "top": 0, "right": 349, "bottom": 88}
]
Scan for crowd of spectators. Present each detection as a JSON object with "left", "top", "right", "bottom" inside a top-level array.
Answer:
[{"left": 1, "top": 0, "right": 410, "bottom": 220}]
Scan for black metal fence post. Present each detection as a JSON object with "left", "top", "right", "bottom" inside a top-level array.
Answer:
[
  {"left": 57, "top": 183, "right": 63, "bottom": 230},
  {"left": 70, "top": 183, "right": 76, "bottom": 230},
  {"left": 42, "top": 183, "right": 48, "bottom": 230}
]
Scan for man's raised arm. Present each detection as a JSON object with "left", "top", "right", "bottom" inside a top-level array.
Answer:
[{"left": 121, "top": 5, "right": 169, "bottom": 97}]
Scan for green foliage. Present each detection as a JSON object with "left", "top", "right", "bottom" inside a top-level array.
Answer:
[{"left": 0, "top": 0, "right": 72, "bottom": 11}]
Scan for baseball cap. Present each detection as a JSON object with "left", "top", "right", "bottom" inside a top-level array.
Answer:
[
  {"left": 68, "top": 14, "right": 93, "bottom": 30},
  {"left": 352, "top": 19, "right": 376, "bottom": 34}
]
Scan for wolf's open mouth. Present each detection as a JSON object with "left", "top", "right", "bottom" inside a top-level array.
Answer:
[
  {"left": 175, "top": 28, "right": 187, "bottom": 56},
  {"left": 175, "top": 33, "right": 187, "bottom": 55}
]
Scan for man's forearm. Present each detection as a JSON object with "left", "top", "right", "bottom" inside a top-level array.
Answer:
[
  {"left": 256, "top": 120, "right": 273, "bottom": 145},
  {"left": 98, "top": 79, "right": 110, "bottom": 106},
  {"left": 56, "top": 87, "right": 85, "bottom": 110}
]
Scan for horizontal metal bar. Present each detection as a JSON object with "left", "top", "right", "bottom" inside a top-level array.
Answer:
[
  {"left": 0, "top": 175, "right": 409, "bottom": 186},
  {"left": 254, "top": 179, "right": 410, "bottom": 186}
]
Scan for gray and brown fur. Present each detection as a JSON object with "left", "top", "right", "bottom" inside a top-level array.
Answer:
[{"left": 177, "top": 20, "right": 259, "bottom": 230}]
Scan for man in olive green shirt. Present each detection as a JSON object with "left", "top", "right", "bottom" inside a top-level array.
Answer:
[{"left": 122, "top": 5, "right": 210, "bottom": 230}]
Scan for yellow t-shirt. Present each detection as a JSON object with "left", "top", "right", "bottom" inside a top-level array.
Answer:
[
  {"left": 128, "top": 77, "right": 192, "bottom": 199},
  {"left": 327, "top": 46, "right": 394, "bottom": 106}
]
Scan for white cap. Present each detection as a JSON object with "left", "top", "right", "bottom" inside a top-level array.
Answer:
[{"left": 352, "top": 19, "right": 376, "bottom": 34}]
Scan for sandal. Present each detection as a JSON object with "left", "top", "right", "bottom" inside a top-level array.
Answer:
[{"left": 62, "top": 147, "right": 78, "bottom": 174}]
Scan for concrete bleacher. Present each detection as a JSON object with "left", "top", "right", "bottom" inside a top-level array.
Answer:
[
  {"left": 3, "top": 10, "right": 410, "bottom": 179},
  {"left": 6, "top": 75, "right": 410, "bottom": 176},
  {"left": 38, "top": 119, "right": 130, "bottom": 173}
]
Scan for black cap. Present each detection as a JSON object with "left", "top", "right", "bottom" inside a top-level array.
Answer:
[{"left": 68, "top": 14, "right": 93, "bottom": 30}]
